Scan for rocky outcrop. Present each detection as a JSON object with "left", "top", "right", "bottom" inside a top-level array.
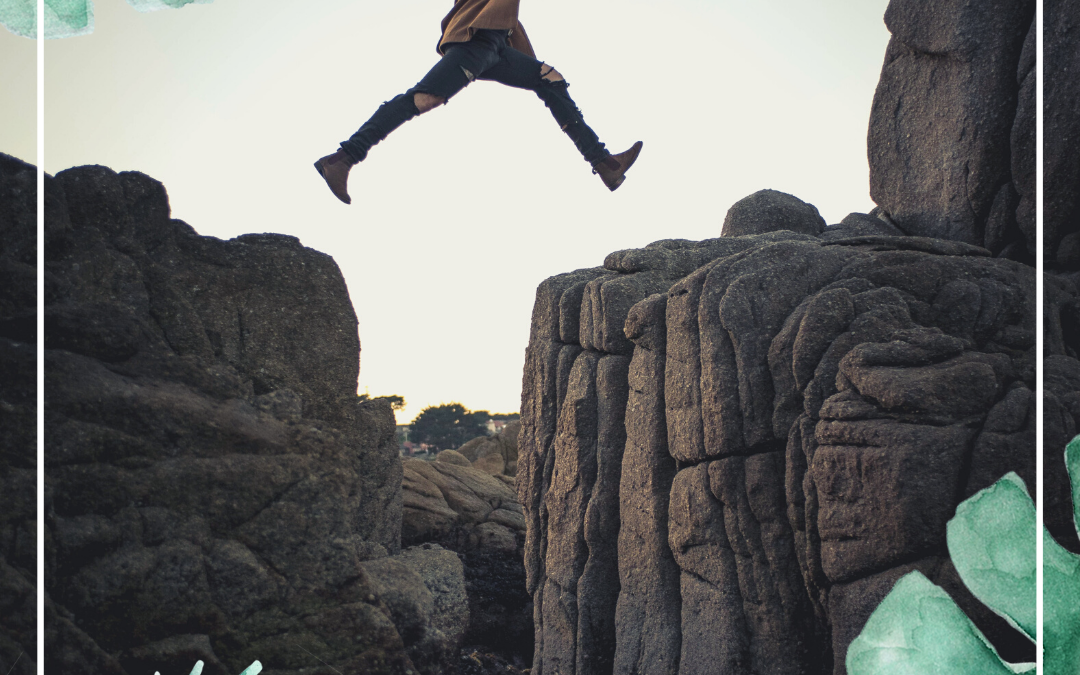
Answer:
[
  {"left": 403, "top": 456, "right": 524, "bottom": 551},
  {"left": 0, "top": 153, "right": 37, "bottom": 675},
  {"left": 361, "top": 544, "right": 470, "bottom": 675},
  {"left": 402, "top": 453, "right": 532, "bottom": 663},
  {"left": 720, "top": 190, "right": 826, "bottom": 239},
  {"left": 867, "top": 0, "right": 1035, "bottom": 260},
  {"left": 457, "top": 420, "right": 521, "bottom": 477},
  {"left": 43, "top": 163, "right": 466, "bottom": 674},
  {"left": 519, "top": 213, "right": 1035, "bottom": 674},
  {"left": 1041, "top": 1, "right": 1080, "bottom": 556},
  {"left": 1045, "top": 0, "right": 1080, "bottom": 272}
]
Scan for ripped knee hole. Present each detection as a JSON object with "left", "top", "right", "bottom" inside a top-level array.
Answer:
[
  {"left": 540, "top": 64, "right": 564, "bottom": 82},
  {"left": 413, "top": 92, "right": 446, "bottom": 113}
]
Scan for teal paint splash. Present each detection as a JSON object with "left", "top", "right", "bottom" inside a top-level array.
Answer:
[
  {"left": 155, "top": 660, "right": 262, "bottom": 675},
  {"left": 0, "top": 0, "right": 35, "bottom": 37},
  {"left": 0, "top": 0, "right": 211, "bottom": 38},
  {"left": 848, "top": 438, "right": 1080, "bottom": 675},
  {"left": 1046, "top": 438, "right": 1080, "bottom": 675}
]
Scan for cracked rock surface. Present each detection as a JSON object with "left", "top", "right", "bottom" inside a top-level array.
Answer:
[
  {"left": 868, "top": 0, "right": 1035, "bottom": 260},
  {"left": 0, "top": 153, "right": 37, "bottom": 675},
  {"left": 42, "top": 163, "right": 465, "bottom": 675},
  {"left": 520, "top": 218, "right": 1035, "bottom": 675},
  {"left": 1043, "top": 0, "right": 1080, "bottom": 560}
]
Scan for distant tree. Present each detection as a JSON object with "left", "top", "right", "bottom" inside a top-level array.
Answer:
[
  {"left": 358, "top": 394, "right": 406, "bottom": 411},
  {"left": 489, "top": 412, "right": 520, "bottom": 422},
  {"left": 409, "top": 402, "right": 489, "bottom": 451}
]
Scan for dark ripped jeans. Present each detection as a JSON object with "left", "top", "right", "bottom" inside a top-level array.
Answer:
[{"left": 340, "top": 29, "right": 608, "bottom": 165}]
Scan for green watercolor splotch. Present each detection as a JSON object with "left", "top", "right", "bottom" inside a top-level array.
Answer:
[
  {"left": 0, "top": 0, "right": 211, "bottom": 38},
  {"left": 848, "top": 438, "right": 1080, "bottom": 675}
]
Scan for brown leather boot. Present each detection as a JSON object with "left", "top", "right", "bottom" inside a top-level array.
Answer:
[
  {"left": 592, "top": 141, "right": 643, "bottom": 192},
  {"left": 314, "top": 149, "right": 357, "bottom": 204}
]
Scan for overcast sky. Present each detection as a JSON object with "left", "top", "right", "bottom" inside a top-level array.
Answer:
[{"left": 3, "top": 0, "right": 891, "bottom": 424}]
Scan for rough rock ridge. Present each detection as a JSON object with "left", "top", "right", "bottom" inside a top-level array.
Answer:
[
  {"left": 42, "top": 162, "right": 465, "bottom": 674},
  {"left": 519, "top": 192, "right": 1036, "bottom": 675},
  {"left": 868, "top": 0, "right": 1035, "bottom": 260},
  {"left": 1042, "top": 0, "right": 1080, "bottom": 556},
  {"left": 0, "top": 153, "right": 38, "bottom": 675}
]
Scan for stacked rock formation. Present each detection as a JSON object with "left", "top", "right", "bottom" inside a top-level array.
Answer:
[
  {"left": 519, "top": 191, "right": 1036, "bottom": 675},
  {"left": 43, "top": 163, "right": 466, "bottom": 674},
  {"left": 402, "top": 451, "right": 524, "bottom": 552},
  {"left": 868, "top": 0, "right": 1035, "bottom": 260},
  {"left": 457, "top": 420, "right": 521, "bottom": 478},
  {"left": 1043, "top": 0, "right": 1080, "bottom": 556},
  {"left": 1044, "top": 0, "right": 1080, "bottom": 272},
  {"left": 0, "top": 153, "right": 37, "bottom": 675},
  {"left": 402, "top": 424, "right": 532, "bottom": 663}
]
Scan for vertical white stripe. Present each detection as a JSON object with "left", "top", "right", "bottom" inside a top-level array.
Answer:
[
  {"left": 35, "top": 0, "right": 45, "bottom": 670},
  {"left": 1035, "top": 0, "right": 1044, "bottom": 671}
]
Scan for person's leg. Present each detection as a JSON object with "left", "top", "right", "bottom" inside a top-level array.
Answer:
[
  {"left": 315, "top": 31, "right": 507, "bottom": 204},
  {"left": 339, "top": 30, "right": 507, "bottom": 163},
  {"left": 479, "top": 48, "right": 609, "bottom": 165}
]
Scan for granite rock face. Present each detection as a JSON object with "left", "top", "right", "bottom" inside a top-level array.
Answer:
[
  {"left": 402, "top": 458, "right": 524, "bottom": 551},
  {"left": 1045, "top": 0, "right": 1080, "bottom": 272},
  {"left": 1041, "top": 0, "right": 1080, "bottom": 557},
  {"left": 0, "top": 153, "right": 37, "bottom": 675},
  {"left": 401, "top": 453, "right": 532, "bottom": 663},
  {"left": 43, "top": 163, "right": 468, "bottom": 674},
  {"left": 720, "top": 190, "right": 826, "bottom": 239},
  {"left": 361, "top": 544, "right": 470, "bottom": 675},
  {"left": 519, "top": 209, "right": 1035, "bottom": 674},
  {"left": 867, "top": 0, "right": 1035, "bottom": 259}
]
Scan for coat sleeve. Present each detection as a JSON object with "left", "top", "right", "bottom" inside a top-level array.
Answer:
[{"left": 509, "top": 21, "right": 537, "bottom": 59}]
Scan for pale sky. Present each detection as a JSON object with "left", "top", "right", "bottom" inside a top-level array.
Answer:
[
  {"left": 0, "top": 25, "right": 35, "bottom": 164},
  {"left": 4, "top": 0, "right": 891, "bottom": 423}
]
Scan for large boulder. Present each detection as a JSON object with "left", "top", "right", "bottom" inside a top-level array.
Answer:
[
  {"left": 867, "top": 0, "right": 1034, "bottom": 257},
  {"left": 720, "top": 189, "right": 826, "bottom": 238},
  {"left": 519, "top": 220, "right": 1034, "bottom": 675},
  {"left": 41, "top": 163, "right": 458, "bottom": 674},
  {"left": 457, "top": 420, "right": 521, "bottom": 477},
  {"left": 401, "top": 454, "right": 532, "bottom": 664},
  {"left": 360, "top": 545, "right": 469, "bottom": 675},
  {"left": 0, "top": 153, "right": 37, "bottom": 675},
  {"left": 402, "top": 459, "right": 523, "bottom": 550}
]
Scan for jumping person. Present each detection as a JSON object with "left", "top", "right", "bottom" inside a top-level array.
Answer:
[{"left": 314, "top": 0, "right": 643, "bottom": 204}]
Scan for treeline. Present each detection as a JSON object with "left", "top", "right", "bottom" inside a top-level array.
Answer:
[{"left": 359, "top": 396, "right": 519, "bottom": 451}]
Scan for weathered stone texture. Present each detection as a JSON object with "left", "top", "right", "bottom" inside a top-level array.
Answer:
[
  {"left": 0, "top": 153, "right": 37, "bottom": 675},
  {"left": 867, "top": 0, "right": 1035, "bottom": 259},
  {"left": 40, "top": 163, "right": 473, "bottom": 674},
  {"left": 720, "top": 190, "right": 826, "bottom": 238},
  {"left": 1042, "top": 0, "right": 1080, "bottom": 558},
  {"left": 1045, "top": 0, "right": 1080, "bottom": 271},
  {"left": 521, "top": 214, "right": 1034, "bottom": 674}
]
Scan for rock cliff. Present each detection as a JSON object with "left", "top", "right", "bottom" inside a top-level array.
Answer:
[
  {"left": 0, "top": 153, "right": 38, "bottom": 675},
  {"left": 519, "top": 214, "right": 1036, "bottom": 675},
  {"left": 402, "top": 424, "right": 532, "bottom": 665},
  {"left": 868, "top": 0, "right": 1035, "bottom": 260},
  {"left": 42, "top": 163, "right": 464, "bottom": 674},
  {"left": 1044, "top": 0, "right": 1080, "bottom": 272},
  {"left": 518, "top": 2, "right": 1046, "bottom": 672}
]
